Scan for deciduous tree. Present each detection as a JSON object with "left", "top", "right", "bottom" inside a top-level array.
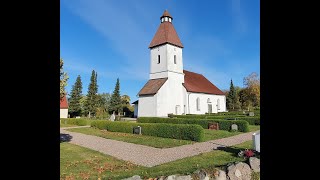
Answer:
[
  {"left": 60, "top": 58, "right": 69, "bottom": 100},
  {"left": 243, "top": 72, "right": 260, "bottom": 108}
]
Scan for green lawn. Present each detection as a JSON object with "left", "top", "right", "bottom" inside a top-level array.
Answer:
[
  {"left": 67, "top": 125, "right": 259, "bottom": 148},
  {"left": 202, "top": 129, "right": 242, "bottom": 141},
  {"left": 60, "top": 119, "right": 137, "bottom": 127},
  {"left": 68, "top": 127, "right": 194, "bottom": 148},
  {"left": 60, "top": 123, "right": 78, "bottom": 128},
  {"left": 60, "top": 119, "right": 98, "bottom": 127},
  {"left": 60, "top": 140, "right": 254, "bottom": 180},
  {"left": 249, "top": 125, "right": 260, "bottom": 132}
]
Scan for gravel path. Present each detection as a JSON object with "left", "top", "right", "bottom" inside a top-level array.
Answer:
[{"left": 60, "top": 128, "right": 256, "bottom": 167}]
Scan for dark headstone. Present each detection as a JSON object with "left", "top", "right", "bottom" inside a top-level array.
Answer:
[
  {"left": 133, "top": 126, "right": 141, "bottom": 135},
  {"left": 208, "top": 123, "right": 219, "bottom": 130}
]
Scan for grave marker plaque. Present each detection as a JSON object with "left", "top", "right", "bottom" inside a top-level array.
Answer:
[
  {"left": 208, "top": 123, "right": 219, "bottom": 130},
  {"left": 231, "top": 124, "right": 238, "bottom": 131},
  {"left": 133, "top": 126, "right": 142, "bottom": 135}
]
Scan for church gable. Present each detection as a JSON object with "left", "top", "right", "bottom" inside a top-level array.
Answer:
[
  {"left": 138, "top": 78, "right": 168, "bottom": 96},
  {"left": 60, "top": 96, "right": 68, "bottom": 109},
  {"left": 183, "top": 70, "right": 225, "bottom": 95}
]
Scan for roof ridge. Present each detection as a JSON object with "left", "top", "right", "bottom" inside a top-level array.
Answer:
[{"left": 183, "top": 69, "right": 202, "bottom": 75}]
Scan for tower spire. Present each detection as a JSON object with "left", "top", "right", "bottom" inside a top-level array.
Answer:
[
  {"left": 160, "top": 10, "right": 173, "bottom": 23},
  {"left": 149, "top": 10, "right": 183, "bottom": 48}
]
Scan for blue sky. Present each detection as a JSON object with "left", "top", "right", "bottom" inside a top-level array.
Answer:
[{"left": 61, "top": 0, "right": 260, "bottom": 103}]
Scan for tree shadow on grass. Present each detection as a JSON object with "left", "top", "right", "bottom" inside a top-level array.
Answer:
[
  {"left": 212, "top": 143, "right": 247, "bottom": 158},
  {"left": 215, "top": 144, "right": 260, "bottom": 159},
  {"left": 217, "top": 146, "right": 245, "bottom": 157},
  {"left": 60, "top": 133, "right": 72, "bottom": 143}
]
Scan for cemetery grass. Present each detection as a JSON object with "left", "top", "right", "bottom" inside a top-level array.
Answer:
[
  {"left": 60, "top": 123, "right": 78, "bottom": 127},
  {"left": 60, "top": 119, "right": 135, "bottom": 127},
  {"left": 67, "top": 126, "right": 259, "bottom": 148},
  {"left": 249, "top": 125, "right": 260, "bottom": 132},
  {"left": 60, "top": 140, "right": 253, "bottom": 180},
  {"left": 68, "top": 127, "right": 194, "bottom": 148}
]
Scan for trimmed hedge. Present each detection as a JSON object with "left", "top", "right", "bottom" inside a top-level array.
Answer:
[
  {"left": 172, "top": 115, "right": 246, "bottom": 119},
  {"left": 255, "top": 118, "right": 260, "bottom": 125},
  {"left": 218, "top": 117, "right": 259, "bottom": 126},
  {"left": 60, "top": 118, "right": 87, "bottom": 126},
  {"left": 212, "top": 120, "right": 249, "bottom": 132},
  {"left": 91, "top": 121, "right": 204, "bottom": 142},
  {"left": 170, "top": 115, "right": 259, "bottom": 125},
  {"left": 137, "top": 117, "right": 249, "bottom": 132}
]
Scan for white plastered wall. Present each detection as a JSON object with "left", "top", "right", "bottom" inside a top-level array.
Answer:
[
  {"left": 60, "top": 109, "right": 68, "bottom": 118},
  {"left": 187, "top": 93, "right": 226, "bottom": 114}
]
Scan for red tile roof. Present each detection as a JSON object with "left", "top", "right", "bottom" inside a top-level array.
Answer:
[
  {"left": 149, "top": 11, "right": 183, "bottom": 48},
  {"left": 60, "top": 96, "right": 68, "bottom": 109},
  {"left": 160, "top": 10, "right": 173, "bottom": 19},
  {"left": 183, "top": 70, "right": 225, "bottom": 95},
  {"left": 138, "top": 78, "right": 168, "bottom": 96}
]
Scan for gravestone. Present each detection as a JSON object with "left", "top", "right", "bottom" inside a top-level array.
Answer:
[
  {"left": 253, "top": 131, "right": 260, "bottom": 152},
  {"left": 133, "top": 126, "right": 142, "bottom": 135},
  {"left": 249, "top": 112, "right": 254, "bottom": 116},
  {"left": 110, "top": 112, "right": 115, "bottom": 121},
  {"left": 208, "top": 123, "right": 219, "bottom": 130},
  {"left": 231, "top": 124, "right": 238, "bottom": 131}
]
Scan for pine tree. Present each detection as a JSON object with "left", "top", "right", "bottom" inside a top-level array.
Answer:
[
  {"left": 109, "top": 78, "right": 122, "bottom": 115},
  {"left": 68, "top": 75, "right": 82, "bottom": 117},
  {"left": 84, "top": 70, "right": 98, "bottom": 118},
  {"left": 226, "top": 79, "right": 236, "bottom": 110}
]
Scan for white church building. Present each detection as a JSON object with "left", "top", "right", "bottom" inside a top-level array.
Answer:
[{"left": 136, "top": 10, "right": 226, "bottom": 117}]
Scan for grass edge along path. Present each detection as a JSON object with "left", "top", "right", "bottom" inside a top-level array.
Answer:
[
  {"left": 66, "top": 125, "right": 259, "bottom": 148},
  {"left": 60, "top": 140, "right": 255, "bottom": 180}
]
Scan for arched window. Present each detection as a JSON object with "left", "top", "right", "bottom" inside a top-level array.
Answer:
[
  {"left": 158, "top": 55, "right": 160, "bottom": 64},
  {"left": 174, "top": 55, "right": 176, "bottom": 64},
  {"left": 207, "top": 98, "right": 211, "bottom": 103},
  {"left": 196, "top": 97, "right": 200, "bottom": 111},
  {"left": 217, "top": 99, "right": 220, "bottom": 110}
]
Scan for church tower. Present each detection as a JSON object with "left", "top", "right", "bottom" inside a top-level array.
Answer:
[
  {"left": 138, "top": 10, "right": 186, "bottom": 117},
  {"left": 137, "top": 10, "right": 227, "bottom": 117},
  {"left": 149, "top": 10, "right": 184, "bottom": 80}
]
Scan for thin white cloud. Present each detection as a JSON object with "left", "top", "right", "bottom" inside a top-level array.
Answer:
[
  {"left": 63, "top": 57, "right": 114, "bottom": 79},
  {"left": 61, "top": 0, "right": 153, "bottom": 80},
  {"left": 231, "top": 0, "right": 247, "bottom": 33}
]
